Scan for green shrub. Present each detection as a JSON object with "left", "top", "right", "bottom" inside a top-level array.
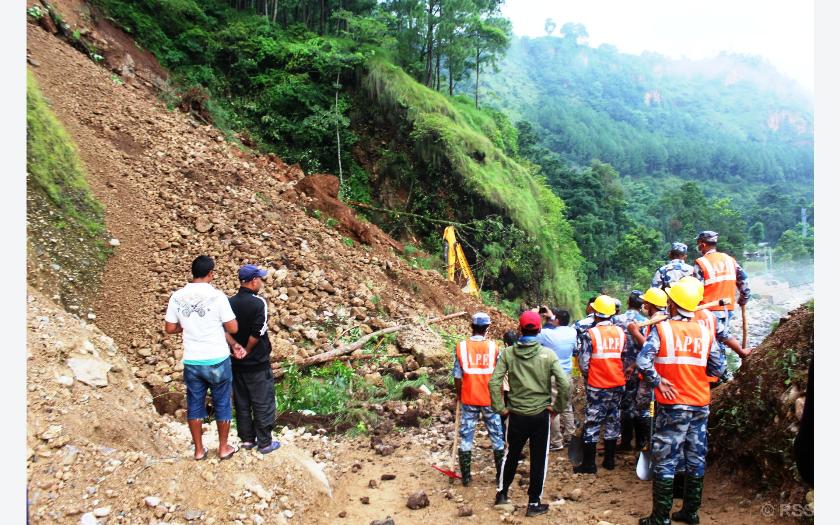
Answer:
[{"left": 27, "top": 72, "right": 105, "bottom": 238}]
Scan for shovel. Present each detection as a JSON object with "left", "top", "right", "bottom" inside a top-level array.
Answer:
[
  {"left": 567, "top": 432, "right": 584, "bottom": 466},
  {"left": 636, "top": 400, "right": 656, "bottom": 480},
  {"left": 432, "top": 401, "right": 462, "bottom": 480}
]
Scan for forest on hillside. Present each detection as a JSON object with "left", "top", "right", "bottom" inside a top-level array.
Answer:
[{"left": 83, "top": 0, "right": 813, "bottom": 304}]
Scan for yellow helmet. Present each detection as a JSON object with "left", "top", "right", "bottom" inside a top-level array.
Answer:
[
  {"left": 641, "top": 287, "right": 668, "bottom": 309},
  {"left": 591, "top": 295, "right": 617, "bottom": 317},
  {"left": 676, "top": 276, "right": 704, "bottom": 298},
  {"left": 665, "top": 279, "right": 704, "bottom": 312}
]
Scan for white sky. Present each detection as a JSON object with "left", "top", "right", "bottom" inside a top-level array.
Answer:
[{"left": 501, "top": 0, "right": 815, "bottom": 92}]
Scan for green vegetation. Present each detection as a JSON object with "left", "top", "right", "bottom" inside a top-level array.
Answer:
[
  {"left": 27, "top": 72, "right": 105, "bottom": 238},
  {"left": 274, "top": 360, "right": 434, "bottom": 433}
]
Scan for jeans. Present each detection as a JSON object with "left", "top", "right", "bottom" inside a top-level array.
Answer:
[
  {"left": 184, "top": 358, "right": 233, "bottom": 421},
  {"left": 233, "top": 366, "right": 277, "bottom": 448}
]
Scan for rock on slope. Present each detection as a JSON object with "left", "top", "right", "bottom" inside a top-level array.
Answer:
[
  {"left": 26, "top": 22, "right": 514, "bottom": 405},
  {"left": 27, "top": 287, "right": 336, "bottom": 524},
  {"left": 709, "top": 302, "right": 813, "bottom": 509}
]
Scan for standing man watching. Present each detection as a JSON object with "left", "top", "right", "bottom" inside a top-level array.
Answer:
[
  {"left": 537, "top": 308, "right": 577, "bottom": 451},
  {"left": 452, "top": 312, "right": 505, "bottom": 487},
  {"left": 574, "top": 295, "right": 630, "bottom": 474},
  {"left": 164, "top": 255, "right": 241, "bottom": 461},
  {"left": 229, "top": 264, "right": 281, "bottom": 455},
  {"left": 635, "top": 279, "right": 727, "bottom": 525},
  {"left": 652, "top": 242, "right": 695, "bottom": 290},
  {"left": 490, "top": 311, "right": 569, "bottom": 517},
  {"left": 693, "top": 231, "right": 751, "bottom": 369}
]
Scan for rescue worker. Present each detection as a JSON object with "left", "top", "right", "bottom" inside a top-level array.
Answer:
[
  {"left": 452, "top": 312, "right": 505, "bottom": 487},
  {"left": 626, "top": 288, "right": 669, "bottom": 452},
  {"left": 613, "top": 291, "right": 646, "bottom": 451},
  {"left": 636, "top": 279, "right": 727, "bottom": 525},
  {"left": 652, "top": 242, "right": 695, "bottom": 290},
  {"left": 693, "top": 231, "right": 751, "bottom": 371},
  {"left": 573, "top": 296, "right": 598, "bottom": 357},
  {"left": 574, "top": 295, "right": 630, "bottom": 474},
  {"left": 490, "top": 311, "right": 570, "bottom": 517}
]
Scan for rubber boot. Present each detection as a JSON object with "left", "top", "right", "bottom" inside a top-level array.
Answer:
[
  {"left": 573, "top": 442, "right": 597, "bottom": 474},
  {"left": 635, "top": 417, "right": 651, "bottom": 451},
  {"left": 458, "top": 450, "right": 472, "bottom": 487},
  {"left": 671, "top": 475, "right": 703, "bottom": 524},
  {"left": 493, "top": 449, "right": 504, "bottom": 485},
  {"left": 672, "top": 471, "right": 685, "bottom": 499},
  {"left": 602, "top": 439, "right": 617, "bottom": 470},
  {"left": 618, "top": 416, "right": 635, "bottom": 451},
  {"left": 639, "top": 478, "right": 674, "bottom": 525}
]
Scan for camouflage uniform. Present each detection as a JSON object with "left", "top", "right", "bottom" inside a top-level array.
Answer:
[
  {"left": 695, "top": 254, "right": 750, "bottom": 376},
  {"left": 651, "top": 259, "right": 696, "bottom": 290},
  {"left": 578, "top": 320, "right": 632, "bottom": 444},
  {"left": 458, "top": 404, "right": 505, "bottom": 452},
  {"left": 572, "top": 315, "right": 595, "bottom": 357},
  {"left": 613, "top": 309, "right": 646, "bottom": 419},
  {"left": 636, "top": 314, "right": 727, "bottom": 479}
]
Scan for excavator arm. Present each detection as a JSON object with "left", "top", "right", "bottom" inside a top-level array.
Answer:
[{"left": 443, "top": 226, "right": 479, "bottom": 297}]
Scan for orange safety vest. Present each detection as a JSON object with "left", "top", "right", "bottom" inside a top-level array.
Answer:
[
  {"left": 695, "top": 251, "right": 738, "bottom": 311},
  {"left": 587, "top": 324, "right": 626, "bottom": 389},
  {"left": 653, "top": 320, "right": 714, "bottom": 406},
  {"left": 693, "top": 310, "right": 720, "bottom": 384},
  {"left": 456, "top": 339, "right": 498, "bottom": 406}
]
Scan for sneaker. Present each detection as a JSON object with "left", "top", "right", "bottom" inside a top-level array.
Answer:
[
  {"left": 241, "top": 441, "right": 256, "bottom": 450},
  {"left": 494, "top": 491, "right": 510, "bottom": 506},
  {"left": 258, "top": 440, "right": 281, "bottom": 455},
  {"left": 525, "top": 502, "right": 549, "bottom": 517}
]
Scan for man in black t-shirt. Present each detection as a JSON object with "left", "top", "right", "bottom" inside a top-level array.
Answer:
[{"left": 229, "top": 264, "right": 280, "bottom": 454}]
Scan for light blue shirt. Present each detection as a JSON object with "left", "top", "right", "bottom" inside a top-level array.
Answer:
[{"left": 537, "top": 325, "right": 576, "bottom": 375}]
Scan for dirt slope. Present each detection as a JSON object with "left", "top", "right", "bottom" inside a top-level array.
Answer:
[
  {"left": 27, "top": 287, "right": 335, "bottom": 524},
  {"left": 26, "top": 23, "right": 514, "bottom": 398}
]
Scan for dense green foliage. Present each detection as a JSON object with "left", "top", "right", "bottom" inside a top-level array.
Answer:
[
  {"left": 363, "top": 60, "right": 582, "bottom": 310},
  {"left": 27, "top": 72, "right": 104, "bottom": 237},
  {"left": 479, "top": 31, "right": 814, "bottom": 247}
]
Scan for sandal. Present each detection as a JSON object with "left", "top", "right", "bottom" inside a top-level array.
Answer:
[
  {"left": 219, "top": 444, "right": 240, "bottom": 461},
  {"left": 194, "top": 447, "right": 208, "bottom": 461},
  {"left": 258, "top": 441, "right": 281, "bottom": 455}
]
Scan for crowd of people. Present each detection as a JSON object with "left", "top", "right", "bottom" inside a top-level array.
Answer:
[
  {"left": 451, "top": 231, "right": 752, "bottom": 523},
  {"left": 162, "top": 230, "right": 751, "bottom": 524}
]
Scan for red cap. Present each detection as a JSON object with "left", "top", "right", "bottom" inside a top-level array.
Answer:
[{"left": 519, "top": 311, "right": 542, "bottom": 331}]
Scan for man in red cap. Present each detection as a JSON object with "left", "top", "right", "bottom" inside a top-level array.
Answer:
[{"left": 489, "top": 311, "right": 570, "bottom": 517}]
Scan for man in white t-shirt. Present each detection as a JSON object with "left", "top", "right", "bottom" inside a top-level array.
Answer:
[{"left": 164, "top": 255, "right": 242, "bottom": 460}]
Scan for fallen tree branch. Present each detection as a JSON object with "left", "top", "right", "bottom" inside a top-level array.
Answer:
[{"left": 274, "top": 311, "right": 468, "bottom": 381}]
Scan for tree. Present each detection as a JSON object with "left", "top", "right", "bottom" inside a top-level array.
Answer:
[
  {"left": 748, "top": 222, "right": 765, "bottom": 244},
  {"left": 466, "top": 13, "right": 511, "bottom": 107},
  {"left": 544, "top": 17, "right": 556, "bottom": 36},
  {"left": 559, "top": 22, "right": 588, "bottom": 45}
]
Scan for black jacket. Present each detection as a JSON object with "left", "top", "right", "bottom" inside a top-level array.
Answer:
[{"left": 228, "top": 287, "right": 272, "bottom": 371}]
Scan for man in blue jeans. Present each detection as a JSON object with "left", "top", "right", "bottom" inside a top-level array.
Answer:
[{"left": 165, "top": 255, "right": 242, "bottom": 460}]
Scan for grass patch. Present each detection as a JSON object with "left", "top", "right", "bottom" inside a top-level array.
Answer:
[
  {"left": 364, "top": 59, "right": 583, "bottom": 315},
  {"left": 27, "top": 72, "right": 105, "bottom": 238}
]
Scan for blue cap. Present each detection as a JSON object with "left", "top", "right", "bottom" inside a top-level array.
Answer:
[
  {"left": 238, "top": 264, "right": 268, "bottom": 282},
  {"left": 671, "top": 242, "right": 688, "bottom": 254},
  {"left": 695, "top": 231, "right": 719, "bottom": 243},
  {"left": 471, "top": 312, "right": 491, "bottom": 326}
]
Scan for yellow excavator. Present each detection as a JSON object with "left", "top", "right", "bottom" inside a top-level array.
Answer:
[{"left": 443, "top": 226, "right": 479, "bottom": 297}]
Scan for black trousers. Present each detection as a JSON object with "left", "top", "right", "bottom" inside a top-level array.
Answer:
[
  {"left": 498, "top": 410, "right": 551, "bottom": 503},
  {"left": 232, "top": 367, "right": 276, "bottom": 448}
]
